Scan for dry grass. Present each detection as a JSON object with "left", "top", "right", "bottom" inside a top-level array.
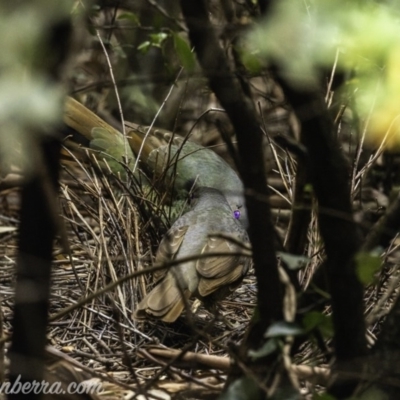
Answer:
[{"left": 0, "top": 147, "right": 258, "bottom": 398}]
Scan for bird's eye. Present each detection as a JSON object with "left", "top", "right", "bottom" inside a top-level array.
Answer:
[{"left": 233, "top": 209, "right": 241, "bottom": 220}]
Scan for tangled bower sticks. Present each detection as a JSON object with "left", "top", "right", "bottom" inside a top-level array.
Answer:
[
  {"left": 7, "top": 153, "right": 254, "bottom": 396},
  {"left": 1, "top": 97, "right": 398, "bottom": 398},
  {"left": 0, "top": 150, "right": 397, "bottom": 399}
]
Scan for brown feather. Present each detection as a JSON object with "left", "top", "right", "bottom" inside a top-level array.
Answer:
[
  {"left": 133, "top": 276, "right": 191, "bottom": 323},
  {"left": 153, "top": 225, "right": 188, "bottom": 282},
  {"left": 197, "top": 263, "right": 247, "bottom": 297},
  {"left": 197, "top": 237, "right": 238, "bottom": 278}
]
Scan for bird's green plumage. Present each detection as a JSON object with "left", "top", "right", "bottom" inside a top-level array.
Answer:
[
  {"left": 128, "top": 128, "right": 248, "bottom": 228},
  {"left": 90, "top": 127, "right": 136, "bottom": 180}
]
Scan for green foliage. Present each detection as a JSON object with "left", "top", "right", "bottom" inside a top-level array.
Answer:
[
  {"left": 137, "top": 30, "right": 195, "bottom": 72},
  {"left": 248, "top": 338, "right": 278, "bottom": 360},
  {"left": 245, "top": 1, "right": 400, "bottom": 145},
  {"left": 0, "top": 2, "right": 71, "bottom": 176},
  {"left": 303, "top": 311, "right": 334, "bottom": 338},
  {"left": 304, "top": 184, "right": 314, "bottom": 194},
  {"left": 355, "top": 249, "right": 382, "bottom": 285},
  {"left": 118, "top": 12, "right": 140, "bottom": 26},
  {"left": 172, "top": 33, "right": 196, "bottom": 71},
  {"left": 138, "top": 32, "right": 168, "bottom": 54},
  {"left": 247, "top": 1, "right": 400, "bottom": 85},
  {"left": 278, "top": 251, "right": 309, "bottom": 270},
  {"left": 218, "top": 377, "right": 261, "bottom": 400},
  {"left": 247, "top": 322, "right": 304, "bottom": 362},
  {"left": 264, "top": 321, "right": 304, "bottom": 337},
  {"left": 240, "top": 45, "right": 262, "bottom": 74}
]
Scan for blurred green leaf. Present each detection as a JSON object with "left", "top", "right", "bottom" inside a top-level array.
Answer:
[
  {"left": 138, "top": 41, "right": 151, "bottom": 53},
  {"left": 0, "top": 2, "right": 70, "bottom": 176},
  {"left": 278, "top": 251, "right": 309, "bottom": 270},
  {"left": 0, "top": 76, "right": 64, "bottom": 175},
  {"left": 118, "top": 12, "right": 140, "bottom": 26},
  {"left": 149, "top": 32, "right": 168, "bottom": 47},
  {"left": 219, "top": 377, "right": 260, "bottom": 400},
  {"left": 308, "top": 283, "right": 331, "bottom": 300},
  {"left": 246, "top": 1, "right": 400, "bottom": 146},
  {"left": 247, "top": 1, "right": 400, "bottom": 86},
  {"left": 356, "top": 251, "right": 382, "bottom": 285},
  {"left": 138, "top": 32, "right": 169, "bottom": 54},
  {"left": 304, "top": 184, "right": 313, "bottom": 194},
  {"left": 248, "top": 338, "right": 278, "bottom": 360},
  {"left": 240, "top": 50, "right": 262, "bottom": 74},
  {"left": 172, "top": 33, "right": 195, "bottom": 71},
  {"left": 264, "top": 321, "right": 304, "bottom": 338},
  {"left": 303, "top": 311, "right": 334, "bottom": 338}
]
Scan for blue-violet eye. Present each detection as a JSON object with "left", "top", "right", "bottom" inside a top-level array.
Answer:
[{"left": 233, "top": 210, "right": 241, "bottom": 219}]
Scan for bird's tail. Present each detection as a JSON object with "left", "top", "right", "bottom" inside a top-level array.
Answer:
[
  {"left": 63, "top": 97, "right": 179, "bottom": 181},
  {"left": 64, "top": 96, "right": 121, "bottom": 140},
  {"left": 63, "top": 96, "right": 137, "bottom": 179},
  {"left": 133, "top": 276, "right": 191, "bottom": 323}
]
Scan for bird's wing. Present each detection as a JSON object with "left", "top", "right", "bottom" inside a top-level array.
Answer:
[
  {"left": 153, "top": 225, "right": 189, "bottom": 281},
  {"left": 196, "top": 236, "right": 247, "bottom": 297},
  {"left": 134, "top": 225, "right": 192, "bottom": 323}
]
